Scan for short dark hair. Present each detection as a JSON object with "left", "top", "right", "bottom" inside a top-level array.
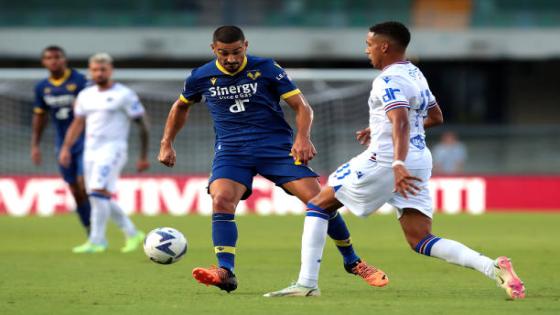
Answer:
[
  {"left": 369, "top": 21, "right": 411, "bottom": 50},
  {"left": 213, "top": 25, "right": 245, "bottom": 43},
  {"left": 42, "top": 45, "right": 66, "bottom": 57}
]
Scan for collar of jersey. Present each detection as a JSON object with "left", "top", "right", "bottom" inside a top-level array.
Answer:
[
  {"left": 381, "top": 60, "right": 410, "bottom": 72},
  {"left": 48, "top": 69, "right": 72, "bottom": 87},
  {"left": 215, "top": 56, "right": 248, "bottom": 76}
]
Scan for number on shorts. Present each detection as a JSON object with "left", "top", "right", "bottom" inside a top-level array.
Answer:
[{"left": 335, "top": 163, "right": 351, "bottom": 180}]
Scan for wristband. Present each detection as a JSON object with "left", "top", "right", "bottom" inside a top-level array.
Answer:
[{"left": 392, "top": 160, "right": 405, "bottom": 168}]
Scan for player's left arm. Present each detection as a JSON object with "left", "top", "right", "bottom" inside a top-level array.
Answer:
[
  {"left": 424, "top": 103, "right": 443, "bottom": 129},
  {"left": 125, "top": 91, "right": 150, "bottom": 172},
  {"left": 387, "top": 108, "right": 422, "bottom": 199},
  {"left": 270, "top": 60, "right": 317, "bottom": 164},
  {"left": 284, "top": 93, "right": 317, "bottom": 165}
]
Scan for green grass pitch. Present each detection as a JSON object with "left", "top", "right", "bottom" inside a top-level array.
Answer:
[{"left": 1, "top": 213, "right": 559, "bottom": 315}]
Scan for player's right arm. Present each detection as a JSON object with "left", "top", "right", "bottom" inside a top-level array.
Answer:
[
  {"left": 158, "top": 99, "right": 193, "bottom": 167},
  {"left": 159, "top": 72, "right": 201, "bottom": 167},
  {"left": 355, "top": 127, "right": 371, "bottom": 146},
  {"left": 31, "top": 84, "right": 48, "bottom": 165},
  {"left": 59, "top": 93, "right": 86, "bottom": 168},
  {"left": 31, "top": 111, "right": 48, "bottom": 165},
  {"left": 387, "top": 108, "right": 421, "bottom": 199},
  {"left": 59, "top": 116, "right": 85, "bottom": 168}
]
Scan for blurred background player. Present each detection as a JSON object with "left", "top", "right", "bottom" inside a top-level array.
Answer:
[
  {"left": 59, "top": 53, "right": 149, "bottom": 253},
  {"left": 266, "top": 22, "right": 525, "bottom": 299},
  {"left": 31, "top": 46, "right": 91, "bottom": 236},
  {"left": 433, "top": 131, "right": 467, "bottom": 174},
  {"left": 158, "top": 25, "right": 376, "bottom": 292}
]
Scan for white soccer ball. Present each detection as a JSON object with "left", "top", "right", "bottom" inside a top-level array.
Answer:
[{"left": 143, "top": 227, "right": 188, "bottom": 265}]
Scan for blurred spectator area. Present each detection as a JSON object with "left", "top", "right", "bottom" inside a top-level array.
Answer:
[{"left": 1, "top": 0, "right": 560, "bottom": 28}]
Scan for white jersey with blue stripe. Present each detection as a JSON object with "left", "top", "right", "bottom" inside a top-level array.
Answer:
[{"left": 367, "top": 61, "right": 437, "bottom": 169}]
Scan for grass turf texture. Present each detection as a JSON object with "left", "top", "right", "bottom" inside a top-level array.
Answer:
[{"left": 0, "top": 213, "right": 559, "bottom": 315}]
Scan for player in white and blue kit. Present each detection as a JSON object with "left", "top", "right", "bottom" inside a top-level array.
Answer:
[
  {"left": 159, "top": 26, "right": 379, "bottom": 293},
  {"left": 31, "top": 46, "right": 91, "bottom": 235},
  {"left": 266, "top": 22, "right": 525, "bottom": 299},
  {"left": 59, "top": 53, "right": 148, "bottom": 254}
]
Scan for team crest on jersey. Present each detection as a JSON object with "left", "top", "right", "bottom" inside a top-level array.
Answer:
[
  {"left": 410, "top": 135, "right": 426, "bottom": 150},
  {"left": 44, "top": 87, "right": 51, "bottom": 94},
  {"left": 210, "top": 77, "right": 217, "bottom": 86},
  {"left": 66, "top": 83, "right": 77, "bottom": 92},
  {"left": 247, "top": 70, "right": 261, "bottom": 80}
]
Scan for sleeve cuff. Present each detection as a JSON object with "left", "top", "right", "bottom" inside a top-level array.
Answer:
[
  {"left": 33, "top": 107, "right": 45, "bottom": 114},
  {"left": 179, "top": 94, "right": 194, "bottom": 105},
  {"left": 280, "top": 89, "right": 301, "bottom": 100},
  {"left": 384, "top": 102, "right": 410, "bottom": 112}
]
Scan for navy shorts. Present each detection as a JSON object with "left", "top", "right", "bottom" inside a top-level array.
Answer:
[
  {"left": 209, "top": 152, "right": 319, "bottom": 200},
  {"left": 56, "top": 149, "right": 84, "bottom": 185}
]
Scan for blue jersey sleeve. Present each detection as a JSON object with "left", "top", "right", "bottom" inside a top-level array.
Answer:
[
  {"left": 33, "top": 83, "right": 48, "bottom": 114},
  {"left": 179, "top": 70, "right": 203, "bottom": 105},
  {"left": 267, "top": 61, "right": 301, "bottom": 100}
]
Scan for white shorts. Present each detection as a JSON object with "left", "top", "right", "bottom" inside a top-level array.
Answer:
[
  {"left": 327, "top": 151, "right": 433, "bottom": 219},
  {"left": 84, "top": 146, "right": 127, "bottom": 193}
]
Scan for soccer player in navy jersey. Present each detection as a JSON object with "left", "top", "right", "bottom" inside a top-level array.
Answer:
[
  {"left": 158, "top": 26, "right": 383, "bottom": 292},
  {"left": 31, "top": 46, "right": 91, "bottom": 238}
]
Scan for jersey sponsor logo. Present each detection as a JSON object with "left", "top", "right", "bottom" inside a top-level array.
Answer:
[
  {"left": 55, "top": 107, "right": 72, "bottom": 120},
  {"left": 382, "top": 88, "right": 401, "bottom": 103},
  {"left": 208, "top": 82, "right": 258, "bottom": 100},
  {"left": 275, "top": 71, "right": 288, "bottom": 81},
  {"left": 43, "top": 94, "right": 75, "bottom": 107},
  {"left": 229, "top": 99, "right": 249, "bottom": 113},
  {"left": 247, "top": 70, "right": 261, "bottom": 80}
]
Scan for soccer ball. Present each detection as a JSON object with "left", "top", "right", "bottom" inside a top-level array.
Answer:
[{"left": 143, "top": 227, "right": 188, "bottom": 265}]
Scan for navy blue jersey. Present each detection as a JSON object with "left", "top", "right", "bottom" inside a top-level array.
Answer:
[
  {"left": 180, "top": 55, "right": 301, "bottom": 154},
  {"left": 34, "top": 69, "right": 87, "bottom": 152}
]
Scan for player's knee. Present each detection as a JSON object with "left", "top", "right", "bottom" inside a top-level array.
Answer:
[
  {"left": 308, "top": 189, "right": 337, "bottom": 211},
  {"left": 211, "top": 193, "right": 237, "bottom": 213}
]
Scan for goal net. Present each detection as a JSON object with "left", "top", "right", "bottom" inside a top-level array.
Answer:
[{"left": 0, "top": 68, "right": 376, "bottom": 175}]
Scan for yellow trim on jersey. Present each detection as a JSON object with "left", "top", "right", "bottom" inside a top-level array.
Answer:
[
  {"left": 178, "top": 94, "right": 193, "bottom": 105},
  {"left": 33, "top": 107, "right": 45, "bottom": 114},
  {"left": 333, "top": 238, "right": 353, "bottom": 247},
  {"left": 48, "top": 69, "right": 71, "bottom": 87},
  {"left": 214, "top": 246, "right": 236, "bottom": 254},
  {"left": 280, "top": 88, "right": 301, "bottom": 100},
  {"left": 215, "top": 56, "right": 248, "bottom": 76}
]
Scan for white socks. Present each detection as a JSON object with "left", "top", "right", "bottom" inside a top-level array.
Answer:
[
  {"left": 89, "top": 194, "right": 138, "bottom": 245},
  {"left": 429, "top": 238, "right": 495, "bottom": 279},
  {"left": 109, "top": 200, "right": 137, "bottom": 238},
  {"left": 297, "top": 215, "right": 329, "bottom": 288},
  {"left": 89, "top": 195, "right": 111, "bottom": 245}
]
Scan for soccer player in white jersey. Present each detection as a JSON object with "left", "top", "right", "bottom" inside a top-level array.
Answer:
[
  {"left": 265, "top": 22, "right": 525, "bottom": 299},
  {"left": 59, "top": 53, "right": 149, "bottom": 254}
]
